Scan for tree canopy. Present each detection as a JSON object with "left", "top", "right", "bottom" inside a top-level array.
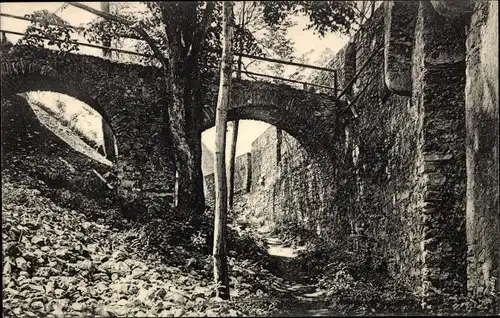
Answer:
[
  {"left": 16, "top": 1, "right": 360, "bottom": 218},
  {"left": 19, "top": 1, "right": 358, "bottom": 70}
]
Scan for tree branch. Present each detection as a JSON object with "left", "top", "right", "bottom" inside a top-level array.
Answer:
[
  {"left": 189, "top": 1, "right": 215, "bottom": 58},
  {"left": 68, "top": 2, "right": 167, "bottom": 65}
]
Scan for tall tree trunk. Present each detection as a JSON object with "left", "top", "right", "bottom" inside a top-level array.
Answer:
[
  {"left": 185, "top": 53, "right": 207, "bottom": 220},
  {"left": 67, "top": 2, "right": 208, "bottom": 219},
  {"left": 213, "top": 0, "right": 234, "bottom": 301},
  {"left": 227, "top": 1, "right": 245, "bottom": 211},
  {"left": 166, "top": 63, "right": 204, "bottom": 219},
  {"left": 227, "top": 120, "right": 239, "bottom": 209}
]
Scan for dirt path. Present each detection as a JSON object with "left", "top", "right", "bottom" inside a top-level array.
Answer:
[{"left": 252, "top": 227, "right": 338, "bottom": 317}]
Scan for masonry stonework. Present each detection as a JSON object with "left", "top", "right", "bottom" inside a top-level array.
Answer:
[
  {"left": 465, "top": 0, "right": 499, "bottom": 307},
  {"left": 205, "top": 2, "right": 498, "bottom": 307},
  {"left": 1, "top": 47, "right": 176, "bottom": 214},
  {"left": 410, "top": 1, "right": 467, "bottom": 303},
  {"left": 2, "top": 45, "right": 337, "bottom": 217},
  {"left": 1, "top": 1, "right": 497, "bottom": 308}
]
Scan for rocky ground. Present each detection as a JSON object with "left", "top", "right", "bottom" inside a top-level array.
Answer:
[
  {"left": 2, "top": 94, "right": 495, "bottom": 317},
  {"left": 1, "top": 173, "right": 421, "bottom": 317},
  {"left": 2, "top": 174, "right": 283, "bottom": 317}
]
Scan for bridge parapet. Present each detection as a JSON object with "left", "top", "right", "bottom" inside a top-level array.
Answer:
[
  {"left": 1, "top": 46, "right": 176, "bottom": 212},
  {"left": 1, "top": 45, "right": 339, "bottom": 215}
]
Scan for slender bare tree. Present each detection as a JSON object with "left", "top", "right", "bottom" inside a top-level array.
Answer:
[
  {"left": 212, "top": 0, "right": 235, "bottom": 300},
  {"left": 227, "top": 1, "right": 246, "bottom": 211}
]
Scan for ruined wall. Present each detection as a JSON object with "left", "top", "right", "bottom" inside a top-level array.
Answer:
[
  {"left": 274, "top": 132, "right": 326, "bottom": 232},
  {"left": 314, "top": 3, "right": 468, "bottom": 303},
  {"left": 203, "top": 173, "right": 215, "bottom": 210},
  {"left": 250, "top": 127, "right": 280, "bottom": 190},
  {"left": 201, "top": 143, "right": 215, "bottom": 176},
  {"left": 244, "top": 127, "right": 325, "bottom": 232},
  {"left": 234, "top": 153, "right": 252, "bottom": 195},
  {"left": 203, "top": 1, "right": 495, "bottom": 306},
  {"left": 1, "top": 47, "right": 177, "bottom": 214},
  {"left": 408, "top": 1, "right": 467, "bottom": 302},
  {"left": 206, "top": 3, "right": 471, "bottom": 304},
  {"left": 465, "top": 0, "right": 499, "bottom": 305},
  {"left": 203, "top": 151, "right": 251, "bottom": 210},
  {"left": 203, "top": 126, "right": 325, "bottom": 233}
]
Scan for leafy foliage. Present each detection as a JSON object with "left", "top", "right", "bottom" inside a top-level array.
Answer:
[
  {"left": 259, "top": 1, "right": 357, "bottom": 36},
  {"left": 19, "top": 10, "right": 80, "bottom": 53},
  {"left": 17, "top": 2, "right": 359, "bottom": 71}
]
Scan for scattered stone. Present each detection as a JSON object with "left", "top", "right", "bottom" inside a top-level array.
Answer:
[
  {"left": 131, "top": 267, "right": 145, "bottom": 279},
  {"left": 54, "top": 289, "right": 65, "bottom": 298},
  {"left": 116, "top": 299, "right": 130, "bottom": 307},
  {"left": 186, "top": 257, "right": 197, "bottom": 268},
  {"left": 173, "top": 308, "right": 185, "bottom": 317},
  {"left": 15, "top": 257, "right": 29, "bottom": 271},
  {"left": 55, "top": 248, "right": 68, "bottom": 258},
  {"left": 169, "top": 292, "right": 187, "bottom": 305},
  {"left": 78, "top": 259, "right": 92, "bottom": 270},
  {"left": 177, "top": 276, "right": 188, "bottom": 285},
  {"left": 31, "top": 236, "right": 45, "bottom": 245},
  {"left": 71, "top": 302, "right": 85, "bottom": 311},
  {"left": 110, "top": 283, "right": 128, "bottom": 294},
  {"left": 31, "top": 301, "right": 44, "bottom": 310}
]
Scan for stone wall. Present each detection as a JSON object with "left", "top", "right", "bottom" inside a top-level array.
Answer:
[
  {"left": 465, "top": 0, "right": 499, "bottom": 306},
  {"left": 203, "top": 126, "right": 326, "bottom": 233},
  {"left": 1, "top": 46, "right": 177, "bottom": 214},
  {"left": 315, "top": 1, "right": 468, "bottom": 303},
  {"left": 201, "top": 143, "right": 215, "bottom": 176},
  {"left": 205, "top": 2, "right": 475, "bottom": 305},
  {"left": 312, "top": 3, "right": 468, "bottom": 303},
  {"left": 250, "top": 127, "right": 280, "bottom": 190},
  {"left": 203, "top": 173, "right": 215, "bottom": 210},
  {"left": 274, "top": 132, "right": 326, "bottom": 232},
  {"left": 203, "top": 151, "right": 252, "bottom": 210},
  {"left": 246, "top": 127, "right": 325, "bottom": 231},
  {"left": 406, "top": 1, "right": 467, "bottom": 302},
  {"left": 234, "top": 153, "right": 252, "bottom": 195}
]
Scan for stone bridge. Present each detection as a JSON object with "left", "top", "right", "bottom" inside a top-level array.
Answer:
[
  {"left": 1, "top": 46, "right": 339, "bottom": 205},
  {"left": 1, "top": 0, "right": 498, "bottom": 311},
  {"left": 205, "top": 0, "right": 498, "bottom": 309}
]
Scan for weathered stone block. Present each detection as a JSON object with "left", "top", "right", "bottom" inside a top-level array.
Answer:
[
  {"left": 430, "top": 0, "right": 474, "bottom": 19},
  {"left": 412, "top": 0, "right": 467, "bottom": 301},
  {"left": 384, "top": 1, "right": 418, "bottom": 96},
  {"left": 465, "top": 0, "right": 500, "bottom": 308}
]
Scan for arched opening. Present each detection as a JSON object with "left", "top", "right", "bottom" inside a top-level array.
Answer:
[
  {"left": 18, "top": 91, "right": 118, "bottom": 166},
  {"left": 201, "top": 109, "right": 335, "bottom": 253},
  {"left": 1, "top": 58, "right": 119, "bottom": 166},
  {"left": 1, "top": 60, "right": 121, "bottom": 195},
  {"left": 1, "top": 89, "right": 119, "bottom": 207}
]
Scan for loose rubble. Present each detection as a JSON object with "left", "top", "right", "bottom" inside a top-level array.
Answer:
[{"left": 1, "top": 179, "right": 280, "bottom": 317}]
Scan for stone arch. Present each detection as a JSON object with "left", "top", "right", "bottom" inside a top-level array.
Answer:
[
  {"left": 229, "top": 105, "right": 334, "bottom": 165},
  {"left": 1, "top": 58, "right": 118, "bottom": 162},
  {"left": 201, "top": 100, "right": 340, "bottom": 237},
  {"left": 202, "top": 101, "right": 338, "bottom": 205},
  {"left": 201, "top": 79, "right": 342, "bottom": 206},
  {"left": 201, "top": 79, "right": 339, "bottom": 164}
]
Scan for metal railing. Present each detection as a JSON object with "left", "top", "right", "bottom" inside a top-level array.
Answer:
[
  {"left": 338, "top": 42, "right": 385, "bottom": 117},
  {"left": 336, "top": 41, "right": 384, "bottom": 102},
  {"left": 0, "top": 29, "right": 150, "bottom": 58},
  {"left": 1, "top": 12, "right": 339, "bottom": 97}
]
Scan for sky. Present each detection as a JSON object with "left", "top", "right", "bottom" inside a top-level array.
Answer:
[{"left": 1, "top": 2, "right": 349, "bottom": 157}]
